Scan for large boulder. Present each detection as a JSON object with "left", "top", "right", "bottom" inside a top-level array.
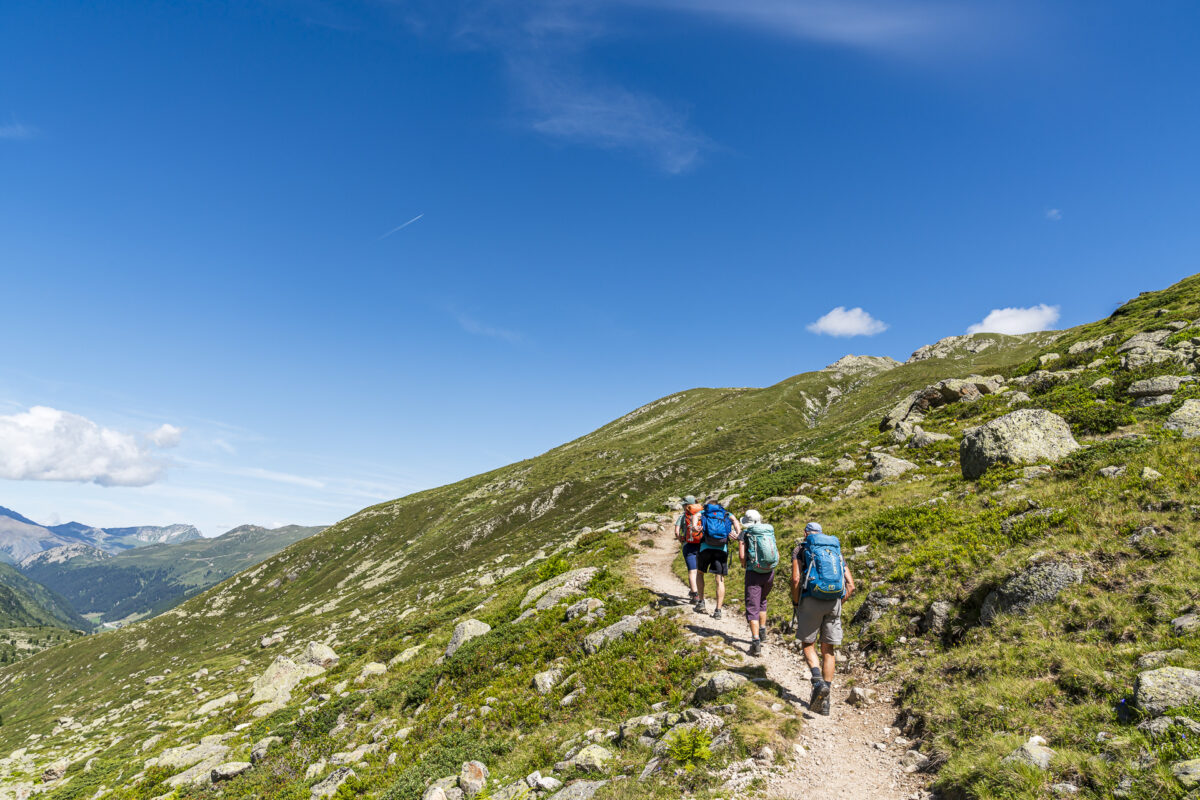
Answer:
[
  {"left": 582, "top": 615, "right": 642, "bottom": 655},
  {"left": 959, "top": 410, "right": 1080, "bottom": 479},
  {"left": 211, "top": 762, "right": 253, "bottom": 782},
  {"left": 304, "top": 641, "right": 339, "bottom": 668},
  {"left": 249, "top": 656, "right": 324, "bottom": 715},
  {"left": 547, "top": 780, "right": 608, "bottom": 800},
  {"left": 1135, "top": 667, "right": 1200, "bottom": 716},
  {"left": 867, "top": 453, "right": 918, "bottom": 483},
  {"left": 1128, "top": 375, "right": 1195, "bottom": 397},
  {"left": 459, "top": 761, "right": 489, "bottom": 797},
  {"left": 980, "top": 562, "right": 1082, "bottom": 625},
  {"left": 569, "top": 745, "right": 612, "bottom": 773},
  {"left": 311, "top": 767, "right": 356, "bottom": 798},
  {"left": 1166, "top": 399, "right": 1200, "bottom": 438},
  {"left": 445, "top": 619, "right": 491, "bottom": 659}
]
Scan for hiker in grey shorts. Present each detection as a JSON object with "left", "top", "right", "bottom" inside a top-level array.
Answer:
[{"left": 790, "top": 521, "right": 855, "bottom": 715}]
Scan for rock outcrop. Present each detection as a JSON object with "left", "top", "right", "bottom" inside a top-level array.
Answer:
[
  {"left": 1135, "top": 667, "right": 1200, "bottom": 716},
  {"left": 445, "top": 619, "right": 491, "bottom": 659},
  {"left": 959, "top": 410, "right": 1080, "bottom": 479},
  {"left": 980, "top": 562, "right": 1083, "bottom": 625}
]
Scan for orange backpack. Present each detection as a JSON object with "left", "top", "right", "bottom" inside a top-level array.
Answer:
[{"left": 682, "top": 504, "right": 705, "bottom": 544}]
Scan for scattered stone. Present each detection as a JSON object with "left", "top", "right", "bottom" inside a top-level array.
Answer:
[
  {"left": 1039, "top": 353, "right": 1061, "bottom": 367},
  {"left": 1003, "top": 736, "right": 1054, "bottom": 770},
  {"left": 311, "top": 767, "right": 356, "bottom": 798},
  {"left": 459, "top": 761, "right": 489, "bottom": 797},
  {"left": 1128, "top": 375, "right": 1195, "bottom": 397},
  {"left": 980, "top": 562, "right": 1083, "bottom": 625},
  {"left": 920, "top": 601, "right": 952, "bottom": 635},
  {"left": 520, "top": 568, "right": 600, "bottom": 609},
  {"left": 389, "top": 645, "right": 423, "bottom": 666},
  {"left": 1090, "top": 377, "right": 1114, "bottom": 391},
  {"left": 1142, "top": 467, "right": 1164, "bottom": 481},
  {"left": 357, "top": 662, "right": 386, "bottom": 683},
  {"left": 909, "top": 428, "right": 952, "bottom": 448},
  {"left": 1172, "top": 759, "right": 1200, "bottom": 790},
  {"left": 304, "top": 641, "right": 339, "bottom": 668},
  {"left": 546, "top": 780, "right": 607, "bottom": 800},
  {"left": 692, "top": 670, "right": 748, "bottom": 704},
  {"left": 960, "top": 410, "right": 1080, "bottom": 479},
  {"left": 583, "top": 615, "right": 642, "bottom": 655},
  {"left": 1166, "top": 400, "right": 1200, "bottom": 438},
  {"left": 1006, "top": 391, "right": 1032, "bottom": 406},
  {"left": 637, "top": 758, "right": 661, "bottom": 781},
  {"left": 1135, "top": 667, "right": 1200, "bottom": 716},
  {"left": 211, "top": 761, "right": 253, "bottom": 782},
  {"left": 527, "top": 771, "right": 563, "bottom": 792},
  {"left": 834, "top": 480, "right": 866, "bottom": 501},
  {"left": 260, "top": 634, "right": 283, "bottom": 648},
  {"left": 445, "top": 620, "right": 491, "bottom": 659},
  {"left": 1138, "top": 716, "right": 1200, "bottom": 739},
  {"left": 833, "top": 457, "right": 856, "bottom": 473},
  {"left": 251, "top": 736, "right": 282, "bottom": 764},
  {"left": 534, "top": 668, "right": 563, "bottom": 695},
  {"left": 1173, "top": 614, "right": 1200, "bottom": 635},
  {"left": 847, "top": 687, "right": 877, "bottom": 707},
  {"left": 195, "top": 691, "right": 238, "bottom": 716},
  {"left": 1069, "top": 335, "right": 1115, "bottom": 355},
  {"left": 1099, "top": 466, "right": 1126, "bottom": 478},
  {"left": 41, "top": 759, "right": 69, "bottom": 782},
  {"left": 565, "top": 598, "right": 604, "bottom": 621},
  {"left": 900, "top": 750, "right": 929, "bottom": 774},
  {"left": 569, "top": 745, "right": 612, "bottom": 773},
  {"left": 536, "top": 585, "right": 586, "bottom": 611},
  {"left": 851, "top": 592, "right": 899, "bottom": 629},
  {"left": 1138, "top": 649, "right": 1187, "bottom": 669}
]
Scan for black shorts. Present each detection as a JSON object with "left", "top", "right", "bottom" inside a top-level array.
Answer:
[{"left": 696, "top": 548, "right": 729, "bottom": 576}]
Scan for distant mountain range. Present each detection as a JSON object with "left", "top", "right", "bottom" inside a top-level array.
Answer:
[
  {"left": 0, "top": 506, "right": 200, "bottom": 564},
  {"left": 19, "top": 523, "right": 325, "bottom": 624}
]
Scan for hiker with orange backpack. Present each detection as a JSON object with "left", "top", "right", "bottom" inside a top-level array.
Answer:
[{"left": 675, "top": 495, "right": 705, "bottom": 604}]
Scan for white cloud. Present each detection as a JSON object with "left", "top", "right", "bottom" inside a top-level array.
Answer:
[
  {"left": 149, "top": 423, "right": 183, "bottom": 448},
  {"left": 967, "top": 304, "right": 1060, "bottom": 335},
  {"left": 0, "top": 123, "right": 35, "bottom": 140},
  {"left": 455, "top": 312, "right": 523, "bottom": 343},
  {"left": 806, "top": 306, "right": 888, "bottom": 337},
  {"left": 1045, "top": 208, "right": 1062, "bottom": 221},
  {"left": 0, "top": 406, "right": 173, "bottom": 487}
]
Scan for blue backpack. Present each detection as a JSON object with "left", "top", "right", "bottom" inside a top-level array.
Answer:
[
  {"left": 801, "top": 533, "right": 845, "bottom": 600},
  {"left": 701, "top": 503, "right": 733, "bottom": 547}
]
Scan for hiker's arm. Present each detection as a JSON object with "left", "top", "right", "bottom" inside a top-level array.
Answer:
[
  {"left": 843, "top": 564, "right": 856, "bottom": 600},
  {"left": 738, "top": 538, "right": 746, "bottom": 565},
  {"left": 731, "top": 517, "right": 743, "bottom": 540},
  {"left": 790, "top": 558, "right": 802, "bottom": 605}
]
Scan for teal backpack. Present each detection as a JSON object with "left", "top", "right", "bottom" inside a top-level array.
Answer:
[{"left": 743, "top": 524, "right": 779, "bottom": 574}]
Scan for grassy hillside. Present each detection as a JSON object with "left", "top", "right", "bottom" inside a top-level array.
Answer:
[
  {"left": 21, "top": 525, "right": 325, "bottom": 623},
  {"left": 3, "top": 274, "right": 1200, "bottom": 800}
]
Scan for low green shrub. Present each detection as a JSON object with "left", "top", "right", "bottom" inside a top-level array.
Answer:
[{"left": 665, "top": 726, "right": 712, "bottom": 771}]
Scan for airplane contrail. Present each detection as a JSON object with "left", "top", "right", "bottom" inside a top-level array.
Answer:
[{"left": 378, "top": 213, "right": 424, "bottom": 240}]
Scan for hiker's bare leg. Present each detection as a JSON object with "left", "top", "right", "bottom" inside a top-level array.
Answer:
[
  {"left": 803, "top": 642, "right": 819, "bottom": 670},
  {"left": 749, "top": 618, "right": 759, "bottom": 638},
  {"left": 687, "top": 569, "right": 699, "bottom": 594},
  {"left": 715, "top": 576, "right": 725, "bottom": 609},
  {"left": 821, "top": 643, "right": 837, "bottom": 683},
  {"left": 695, "top": 573, "right": 705, "bottom": 602},
  {"left": 756, "top": 611, "right": 767, "bottom": 637}
]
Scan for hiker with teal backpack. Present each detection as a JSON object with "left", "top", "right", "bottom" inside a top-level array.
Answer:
[
  {"left": 694, "top": 497, "right": 741, "bottom": 619},
  {"left": 737, "top": 509, "right": 779, "bottom": 657},
  {"left": 790, "top": 521, "right": 856, "bottom": 715}
]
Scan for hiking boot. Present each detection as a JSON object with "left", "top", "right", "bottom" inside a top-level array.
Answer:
[
  {"left": 712, "top": 607, "right": 723, "bottom": 620},
  {"left": 749, "top": 638, "right": 762, "bottom": 657},
  {"left": 694, "top": 600, "right": 706, "bottom": 614},
  {"left": 688, "top": 590, "right": 698, "bottom": 604},
  {"left": 810, "top": 680, "right": 831, "bottom": 715}
]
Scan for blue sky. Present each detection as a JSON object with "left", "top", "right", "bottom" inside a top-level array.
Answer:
[{"left": 2, "top": 1, "right": 1199, "bottom": 535}]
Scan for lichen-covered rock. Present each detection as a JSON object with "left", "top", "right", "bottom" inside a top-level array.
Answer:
[
  {"left": 920, "top": 601, "right": 952, "bottom": 635},
  {"left": 312, "top": 767, "right": 356, "bottom": 798},
  {"left": 251, "top": 736, "right": 282, "bottom": 764},
  {"left": 459, "top": 760, "right": 489, "bottom": 797},
  {"left": 445, "top": 619, "right": 491, "bottom": 659},
  {"left": 960, "top": 410, "right": 1080, "bottom": 479},
  {"left": 1135, "top": 667, "right": 1200, "bottom": 716},
  {"left": 520, "top": 568, "right": 600, "bottom": 609},
  {"left": 1172, "top": 759, "right": 1200, "bottom": 789},
  {"left": 211, "top": 762, "right": 253, "bottom": 783},
  {"left": 304, "top": 641, "right": 339, "bottom": 668},
  {"left": 582, "top": 615, "right": 641, "bottom": 655},
  {"left": 867, "top": 453, "right": 918, "bottom": 483},
  {"left": 851, "top": 591, "right": 899, "bottom": 629},
  {"left": 546, "top": 780, "right": 608, "bottom": 800},
  {"left": 692, "top": 670, "right": 748, "bottom": 704},
  {"left": 569, "top": 745, "right": 612, "bottom": 773},
  {"left": 535, "top": 585, "right": 585, "bottom": 611},
  {"left": 1166, "top": 400, "right": 1200, "bottom": 438},
  {"left": 565, "top": 598, "right": 604, "bottom": 620},
  {"left": 1003, "top": 736, "right": 1054, "bottom": 770},
  {"left": 980, "top": 562, "right": 1082, "bottom": 625},
  {"left": 389, "top": 645, "right": 423, "bottom": 666},
  {"left": 909, "top": 428, "right": 952, "bottom": 448},
  {"left": 195, "top": 691, "right": 238, "bottom": 716},
  {"left": 1128, "top": 375, "right": 1195, "bottom": 397},
  {"left": 533, "top": 668, "right": 563, "bottom": 695}
]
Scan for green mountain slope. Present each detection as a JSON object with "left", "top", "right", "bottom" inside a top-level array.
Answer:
[
  {"left": 0, "top": 563, "right": 89, "bottom": 631},
  {"left": 3, "top": 274, "right": 1200, "bottom": 800},
  {"left": 19, "top": 525, "right": 325, "bottom": 623}
]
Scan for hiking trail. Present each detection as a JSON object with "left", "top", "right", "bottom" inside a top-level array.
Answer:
[{"left": 635, "top": 531, "right": 932, "bottom": 800}]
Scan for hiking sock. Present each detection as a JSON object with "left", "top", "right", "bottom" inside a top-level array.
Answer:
[{"left": 810, "top": 666, "right": 822, "bottom": 683}]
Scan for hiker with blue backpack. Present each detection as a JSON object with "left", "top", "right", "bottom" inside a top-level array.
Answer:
[
  {"left": 790, "top": 521, "right": 856, "bottom": 715},
  {"left": 693, "top": 497, "right": 741, "bottom": 619},
  {"left": 737, "top": 509, "right": 779, "bottom": 657}
]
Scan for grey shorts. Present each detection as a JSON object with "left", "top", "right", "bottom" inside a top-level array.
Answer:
[{"left": 794, "top": 597, "right": 843, "bottom": 646}]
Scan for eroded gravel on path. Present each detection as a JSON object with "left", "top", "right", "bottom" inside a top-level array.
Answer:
[{"left": 635, "top": 533, "right": 931, "bottom": 800}]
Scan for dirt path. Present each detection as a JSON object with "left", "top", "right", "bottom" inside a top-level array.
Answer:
[{"left": 635, "top": 533, "right": 930, "bottom": 800}]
